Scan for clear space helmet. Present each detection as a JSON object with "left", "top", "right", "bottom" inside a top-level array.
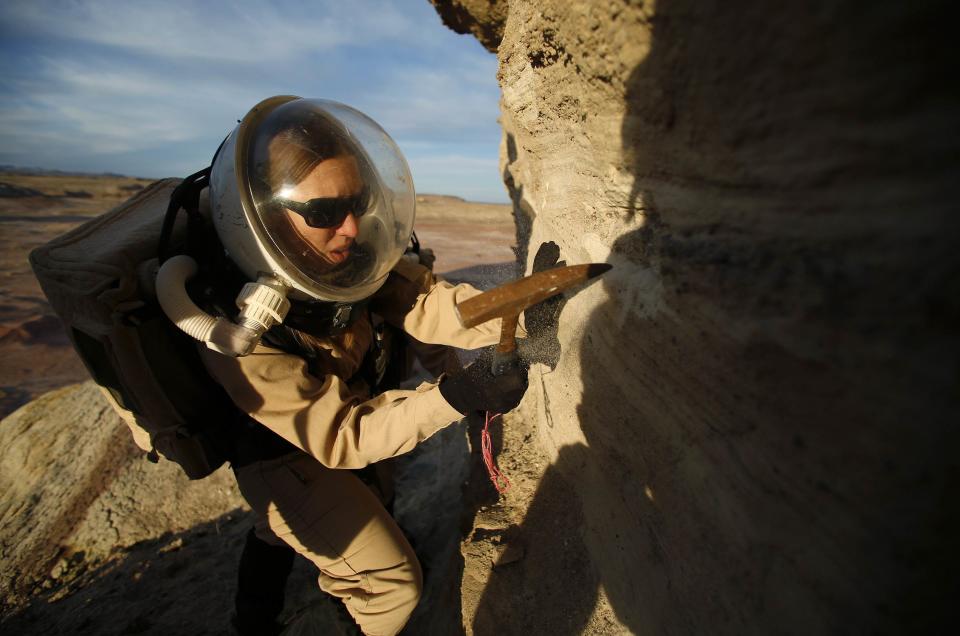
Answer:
[
  {"left": 155, "top": 97, "right": 416, "bottom": 357},
  {"left": 209, "top": 95, "right": 416, "bottom": 303}
]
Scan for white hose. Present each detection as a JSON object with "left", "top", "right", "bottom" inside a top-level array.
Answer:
[{"left": 156, "top": 254, "right": 220, "bottom": 342}]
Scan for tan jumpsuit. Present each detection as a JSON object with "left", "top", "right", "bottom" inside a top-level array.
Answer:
[{"left": 201, "top": 258, "right": 523, "bottom": 635}]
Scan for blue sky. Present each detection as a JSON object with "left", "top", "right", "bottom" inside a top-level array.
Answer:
[{"left": 0, "top": 0, "right": 508, "bottom": 202}]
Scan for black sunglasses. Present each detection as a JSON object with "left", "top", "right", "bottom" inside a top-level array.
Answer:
[{"left": 276, "top": 187, "right": 370, "bottom": 229}]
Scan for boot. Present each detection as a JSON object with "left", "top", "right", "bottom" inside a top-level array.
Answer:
[{"left": 233, "top": 527, "right": 296, "bottom": 636}]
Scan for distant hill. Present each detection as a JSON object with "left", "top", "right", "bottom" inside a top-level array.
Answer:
[
  {"left": 0, "top": 165, "right": 147, "bottom": 180},
  {"left": 0, "top": 182, "right": 48, "bottom": 198}
]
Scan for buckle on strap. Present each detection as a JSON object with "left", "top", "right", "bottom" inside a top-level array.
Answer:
[{"left": 331, "top": 304, "right": 352, "bottom": 330}]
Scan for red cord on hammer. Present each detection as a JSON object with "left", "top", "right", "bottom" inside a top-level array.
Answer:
[{"left": 482, "top": 411, "right": 511, "bottom": 493}]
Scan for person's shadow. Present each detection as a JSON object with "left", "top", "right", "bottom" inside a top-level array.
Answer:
[{"left": 471, "top": 1, "right": 959, "bottom": 634}]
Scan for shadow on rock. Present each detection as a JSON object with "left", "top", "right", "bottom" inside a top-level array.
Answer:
[
  {"left": 474, "top": 1, "right": 959, "bottom": 634},
  {"left": 3, "top": 510, "right": 250, "bottom": 635},
  {"left": 1, "top": 508, "right": 360, "bottom": 636},
  {"left": 468, "top": 443, "right": 601, "bottom": 636}
]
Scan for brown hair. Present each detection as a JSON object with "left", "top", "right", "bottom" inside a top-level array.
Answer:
[
  {"left": 281, "top": 318, "right": 365, "bottom": 371},
  {"left": 266, "top": 124, "right": 349, "bottom": 192}
]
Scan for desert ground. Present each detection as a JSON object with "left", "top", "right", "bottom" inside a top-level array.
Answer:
[
  {"left": 0, "top": 171, "right": 567, "bottom": 635},
  {"left": 0, "top": 173, "right": 156, "bottom": 417}
]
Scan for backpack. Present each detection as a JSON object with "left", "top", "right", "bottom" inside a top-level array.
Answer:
[{"left": 29, "top": 177, "right": 240, "bottom": 479}]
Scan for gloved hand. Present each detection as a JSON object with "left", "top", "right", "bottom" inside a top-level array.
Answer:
[
  {"left": 521, "top": 241, "right": 566, "bottom": 367},
  {"left": 439, "top": 348, "right": 529, "bottom": 415}
]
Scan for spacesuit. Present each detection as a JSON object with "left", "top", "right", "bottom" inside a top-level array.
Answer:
[{"left": 165, "top": 96, "right": 528, "bottom": 635}]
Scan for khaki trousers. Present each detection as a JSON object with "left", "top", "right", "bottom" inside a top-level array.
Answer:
[{"left": 234, "top": 452, "right": 422, "bottom": 636}]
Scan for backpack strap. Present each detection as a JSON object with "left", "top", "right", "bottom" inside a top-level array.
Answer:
[{"left": 158, "top": 166, "right": 212, "bottom": 264}]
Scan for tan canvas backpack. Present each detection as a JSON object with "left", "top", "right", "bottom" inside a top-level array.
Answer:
[{"left": 30, "top": 177, "right": 237, "bottom": 479}]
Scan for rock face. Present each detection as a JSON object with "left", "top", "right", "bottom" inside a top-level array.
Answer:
[
  {"left": 0, "top": 381, "right": 246, "bottom": 620},
  {"left": 428, "top": 0, "right": 507, "bottom": 53},
  {"left": 433, "top": 1, "right": 959, "bottom": 634}
]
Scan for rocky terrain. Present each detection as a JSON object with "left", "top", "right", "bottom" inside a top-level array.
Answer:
[{"left": 431, "top": 0, "right": 959, "bottom": 634}]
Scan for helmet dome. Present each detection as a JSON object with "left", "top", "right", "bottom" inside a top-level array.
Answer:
[{"left": 209, "top": 96, "right": 416, "bottom": 302}]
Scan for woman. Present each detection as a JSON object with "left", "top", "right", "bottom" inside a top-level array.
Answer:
[{"left": 191, "top": 97, "right": 528, "bottom": 635}]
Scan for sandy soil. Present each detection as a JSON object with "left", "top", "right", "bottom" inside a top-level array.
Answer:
[{"left": 413, "top": 194, "right": 518, "bottom": 284}]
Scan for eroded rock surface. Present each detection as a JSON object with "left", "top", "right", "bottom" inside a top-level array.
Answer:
[
  {"left": 428, "top": 0, "right": 508, "bottom": 53},
  {"left": 434, "top": 1, "right": 959, "bottom": 634},
  {"left": 0, "top": 381, "right": 246, "bottom": 619}
]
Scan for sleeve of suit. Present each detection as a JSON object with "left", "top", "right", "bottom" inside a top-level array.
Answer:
[
  {"left": 200, "top": 258, "right": 527, "bottom": 469},
  {"left": 370, "top": 257, "right": 526, "bottom": 348},
  {"left": 201, "top": 343, "right": 465, "bottom": 469}
]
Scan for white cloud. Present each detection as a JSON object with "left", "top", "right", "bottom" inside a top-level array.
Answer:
[
  {"left": 408, "top": 153, "right": 499, "bottom": 174},
  {"left": 1, "top": 0, "right": 421, "bottom": 64},
  {"left": 0, "top": 0, "right": 509, "bottom": 200},
  {"left": 39, "top": 59, "right": 180, "bottom": 98},
  {"left": 363, "top": 59, "right": 501, "bottom": 141},
  {"left": 0, "top": 55, "right": 259, "bottom": 155}
]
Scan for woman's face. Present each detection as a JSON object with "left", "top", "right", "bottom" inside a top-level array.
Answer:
[{"left": 281, "top": 154, "right": 363, "bottom": 266}]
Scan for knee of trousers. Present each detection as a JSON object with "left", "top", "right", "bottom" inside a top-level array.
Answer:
[
  {"left": 330, "top": 554, "right": 423, "bottom": 636},
  {"left": 391, "top": 554, "right": 424, "bottom": 618}
]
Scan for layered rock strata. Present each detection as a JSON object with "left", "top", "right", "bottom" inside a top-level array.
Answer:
[{"left": 432, "top": 1, "right": 959, "bottom": 633}]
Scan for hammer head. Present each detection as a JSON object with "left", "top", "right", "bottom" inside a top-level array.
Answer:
[{"left": 455, "top": 263, "right": 612, "bottom": 328}]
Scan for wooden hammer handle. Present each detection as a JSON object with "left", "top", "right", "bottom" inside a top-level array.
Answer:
[
  {"left": 492, "top": 312, "right": 520, "bottom": 376},
  {"left": 497, "top": 312, "right": 519, "bottom": 354}
]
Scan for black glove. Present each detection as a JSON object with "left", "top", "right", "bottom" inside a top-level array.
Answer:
[
  {"left": 521, "top": 241, "right": 566, "bottom": 367},
  {"left": 439, "top": 349, "right": 529, "bottom": 415}
]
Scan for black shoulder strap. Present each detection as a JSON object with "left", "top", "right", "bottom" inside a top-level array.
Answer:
[
  {"left": 158, "top": 166, "right": 211, "bottom": 264},
  {"left": 409, "top": 230, "right": 421, "bottom": 257}
]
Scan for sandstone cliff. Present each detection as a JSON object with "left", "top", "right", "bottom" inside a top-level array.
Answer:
[{"left": 432, "top": 1, "right": 959, "bottom": 634}]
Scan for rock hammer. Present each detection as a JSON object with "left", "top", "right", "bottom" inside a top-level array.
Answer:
[{"left": 455, "top": 262, "right": 612, "bottom": 375}]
